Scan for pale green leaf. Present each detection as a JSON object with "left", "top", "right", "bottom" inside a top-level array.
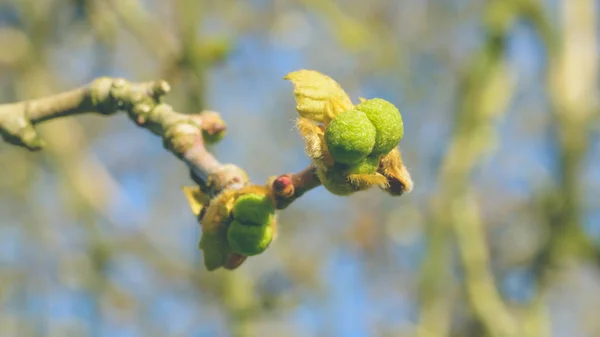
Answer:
[{"left": 284, "top": 69, "right": 353, "bottom": 123}]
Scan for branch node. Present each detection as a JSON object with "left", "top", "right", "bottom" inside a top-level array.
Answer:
[
  {"left": 134, "top": 104, "right": 151, "bottom": 116},
  {"left": 194, "top": 111, "right": 226, "bottom": 144},
  {"left": 90, "top": 77, "right": 119, "bottom": 115},
  {"left": 0, "top": 108, "right": 45, "bottom": 151},
  {"left": 153, "top": 80, "right": 171, "bottom": 97},
  {"left": 206, "top": 164, "right": 249, "bottom": 193},
  {"left": 164, "top": 122, "right": 202, "bottom": 155}
]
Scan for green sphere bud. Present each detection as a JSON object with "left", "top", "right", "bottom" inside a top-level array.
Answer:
[
  {"left": 316, "top": 165, "right": 355, "bottom": 196},
  {"left": 316, "top": 156, "right": 380, "bottom": 196},
  {"left": 325, "top": 109, "right": 376, "bottom": 165},
  {"left": 355, "top": 98, "right": 403, "bottom": 155},
  {"left": 233, "top": 193, "right": 274, "bottom": 225},
  {"left": 345, "top": 155, "right": 380, "bottom": 175},
  {"left": 227, "top": 220, "right": 274, "bottom": 256}
]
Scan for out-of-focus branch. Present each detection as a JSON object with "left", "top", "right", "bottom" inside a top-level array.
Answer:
[
  {"left": 108, "top": 0, "right": 231, "bottom": 111},
  {"left": 107, "top": 0, "right": 178, "bottom": 62},
  {"left": 418, "top": 1, "right": 524, "bottom": 336},
  {"left": 452, "top": 193, "right": 519, "bottom": 337},
  {"left": 535, "top": 0, "right": 598, "bottom": 272},
  {"left": 524, "top": 0, "right": 598, "bottom": 331}
]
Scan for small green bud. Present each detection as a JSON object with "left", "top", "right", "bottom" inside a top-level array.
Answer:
[
  {"left": 346, "top": 155, "right": 380, "bottom": 175},
  {"left": 316, "top": 156, "right": 380, "bottom": 196},
  {"left": 325, "top": 109, "right": 376, "bottom": 165},
  {"left": 316, "top": 165, "right": 355, "bottom": 196},
  {"left": 355, "top": 98, "right": 403, "bottom": 155},
  {"left": 227, "top": 220, "right": 274, "bottom": 256},
  {"left": 232, "top": 193, "right": 274, "bottom": 225}
]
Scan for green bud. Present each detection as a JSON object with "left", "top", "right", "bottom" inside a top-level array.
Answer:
[
  {"left": 346, "top": 155, "right": 380, "bottom": 175},
  {"left": 355, "top": 98, "right": 403, "bottom": 155},
  {"left": 325, "top": 109, "right": 376, "bottom": 164},
  {"left": 227, "top": 220, "right": 274, "bottom": 256},
  {"left": 317, "top": 156, "right": 380, "bottom": 196},
  {"left": 316, "top": 165, "right": 355, "bottom": 196},
  {"left": 232, "top": 193, "right": 275, "bottom": 225}
]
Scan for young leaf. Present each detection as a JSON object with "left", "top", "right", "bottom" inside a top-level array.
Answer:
[
  {"left": 199, "top": 229, "right": 231, "bottom": 271},
  {"left": 182, "top": 186, "right": 210, "bottom": 217},
  {"left": 284, "top": 69, "right": 353, "bottom": 124}
]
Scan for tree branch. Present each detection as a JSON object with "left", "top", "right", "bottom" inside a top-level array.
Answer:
[
  {"left": 0, "top": 77, "right": 321, "bottom": 203},
  {"left": 271, "top": 165, "right": 321, "bottom": 210},
  {"left": 418, "top": 1, "right": 523, "bottom": 336}
]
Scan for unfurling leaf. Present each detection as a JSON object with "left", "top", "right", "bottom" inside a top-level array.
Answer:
[
  {"left": 182, "top": 186, "right": 210, "bottom": 217},
  {"left": 284, "top": 69, "right": 353, "bottom": 124},
  {"left": 199, "top": 228, "right": 231, "bottom": 271},
  {"left": 296, "top": 118, "right": 333, "bottom": 165},
  {"left": 196, "top": 189, "right": 239, "bottom": 271},
  {"left": 283, "top": 71, "right": 410, "bottom": 196}
]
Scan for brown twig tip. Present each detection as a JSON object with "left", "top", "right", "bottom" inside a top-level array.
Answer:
[
  {"left": 270, "top": 165, "right": 322, "bottom": 209},
  {"left": 273, "top": 175, "right": 294, "bottom": 198}
]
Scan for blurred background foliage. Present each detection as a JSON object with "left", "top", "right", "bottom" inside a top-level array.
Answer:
[{"left": 0, "top": 0, "right": 599, "bottom": 336}]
